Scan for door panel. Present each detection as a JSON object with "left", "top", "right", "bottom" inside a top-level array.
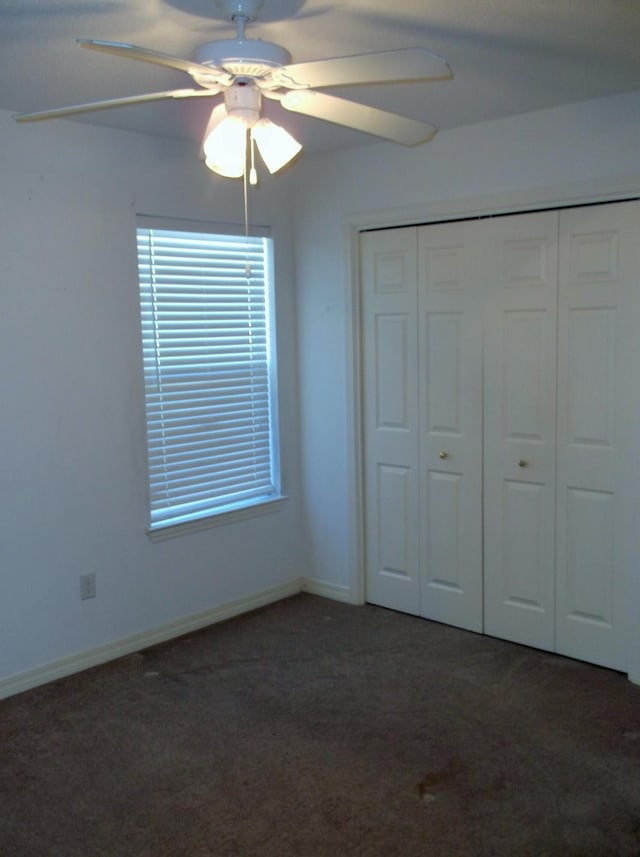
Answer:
[
  {"left": 483, "top": 211, "right": 558, "bottom": 651},
  {"left": 374, "top": 314, "right": 412, "bottom": 432},
  {"left": 565, "top": 487, "right": 614, "bottom": 626},
  {"left": 503, "top": 311, "right": 547, "bottom": 440},
  {"left": 556, "top": 201, "right": 640, "bottom": 671},
  {"left": 425, "top": 470, "right": 463, "bottom": 591},
  {"left": 361, "top": 228, "right": 420, "bottom": 614},
  {"left": 566, "top": 308, "right": 616, "bottom": 447},
  {"left": 501, "top": 479, "right": 548, "bottom": 610},
  {"left": 425, "top": 312, "right": 463, "bottom": 433},
  {"left": 376, "top": 464, "right": 414, "bottom": 580},
  {"left": 418, "top": 221, "right": 484, "bottom": 632}
]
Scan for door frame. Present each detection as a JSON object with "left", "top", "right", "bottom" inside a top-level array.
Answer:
[{"left": 343, "top": 175, "right": 640, "bottom": 680}]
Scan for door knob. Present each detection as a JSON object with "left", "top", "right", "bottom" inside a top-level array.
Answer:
[
  {"left": 439, "top": 451, "right": 449, "bottom": 460},
  {"left": 518, "top": 459, "right": 528, "bottom": 468}
]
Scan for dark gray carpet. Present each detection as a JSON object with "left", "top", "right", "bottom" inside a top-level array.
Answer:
[{"left": 2, "top": 593, "right": 640, "bottom": 856}]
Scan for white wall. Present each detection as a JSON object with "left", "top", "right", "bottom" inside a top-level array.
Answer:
[
  {"left": 292, "top": 91, "right": 640, "bottom": 679},
  {"left": 3, "top": 88, "right": 640, "bottom": 691},
  {"left": 0, "top": 109, "right": 303, "bottom": 688}
]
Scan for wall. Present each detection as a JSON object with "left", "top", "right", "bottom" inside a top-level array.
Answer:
[
  {"left": 291, "top": 90, "right": 640, "bottom": 681},
  {"left": 0, "top": 109, "right": 303, "bottom": 691},
  {"left": 3, "top": 88, "right": 640, "bottom": 692}
]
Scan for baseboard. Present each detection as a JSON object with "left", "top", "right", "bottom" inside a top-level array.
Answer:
[
  {"left": 0, "top": 578, "right": 303, "bottom": 701},
  {"left": 301, "top": 577, "right": 354, "bottom": 603}
]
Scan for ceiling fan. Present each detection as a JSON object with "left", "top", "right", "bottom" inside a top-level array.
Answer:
[{"left": 14, "top": 0, "right": 453, "bottom": 175}]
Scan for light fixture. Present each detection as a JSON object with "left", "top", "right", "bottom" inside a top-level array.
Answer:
[
  {"left": 251, "top": 117, "right": 302, "bottom": 174},
  {"left": 202, "top": 104, "right": 247, "bottom": 178},
  {"left": 202, "top": 83, "right": 301, "bottom": 180}
]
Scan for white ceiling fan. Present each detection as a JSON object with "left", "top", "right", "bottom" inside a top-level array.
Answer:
[{"left": 14, "top": 0, "right": 453, "bottom": 174}]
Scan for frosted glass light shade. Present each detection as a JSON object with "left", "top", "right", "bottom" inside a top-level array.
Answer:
[
  {"left": 202, "top": 105, "right": 248, "bottom": 178},
  {"left": 201, "top": 102, "right": 302, "bottom": 179},
  {"left": 251, "top": 118, "right": 302, "bottom": 174}
]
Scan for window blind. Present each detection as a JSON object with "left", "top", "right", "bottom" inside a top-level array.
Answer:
[{"left": 136, "top": 227, "right": 279, "bottom": 529}]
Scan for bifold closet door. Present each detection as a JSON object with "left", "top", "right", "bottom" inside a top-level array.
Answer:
[
  {"left": 555, "top": 201, "right": 640, "bottom": 672},
  {"left": 417, "top": 220, "right": 484, "bottom": 631},
  {"left": 361, "top": 202, "right": 638, "bottom": 672},
  {"left": 361, "top": 222, "right": 484, "bottom": 629},
  {"left": 483, "top": 211, "right": 559, "bottom": 652},
  {"left": 361, "top": 227, "right": 420, "bottom": 614}
]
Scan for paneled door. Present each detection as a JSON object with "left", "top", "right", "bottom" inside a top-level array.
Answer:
[
  {"left": 361, "top": 228, "right": 420, "bottom": 614},
  {"left": 360, "top": 201, "right": 638, "bottom": 673},
  {"left": 483, "top": 211, "right": 559, "bottom": 651},
  {"left": 555, "top": 201, "right": 640, "bottom": 671},
  {"left": 418, "top": 220, "right": 484, "bottom": 631},
  {"left": 361, "top": 221, "right": 484, "bottom": 629}
]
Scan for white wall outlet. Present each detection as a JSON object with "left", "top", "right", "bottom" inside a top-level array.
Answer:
[{"left": 80, "top": 572, "right": 96, "bottom": 600}]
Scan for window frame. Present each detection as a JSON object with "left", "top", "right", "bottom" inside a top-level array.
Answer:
[{"left": 135, "top": 215, "right": 285, "bottom": 540}]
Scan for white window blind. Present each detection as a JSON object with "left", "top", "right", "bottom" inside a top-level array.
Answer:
[{"left": 136, "top": 226, "right": 280, "bottom": 530}]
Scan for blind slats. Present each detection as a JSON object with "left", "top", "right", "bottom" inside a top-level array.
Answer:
[{"left": 137, "top": 226, "right": 278, "bottom": 529}]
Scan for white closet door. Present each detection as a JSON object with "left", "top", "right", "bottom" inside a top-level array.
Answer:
[
  {"left": 418, "top": 220, "right": 485, "bottom": 631},
  {"left": 361, "top": 228, "right": 421, "bottom": 614},
  {"left": 555, "top": 201, "right": 640, "bottom": 671},
  {"left": 483, "top": 211, "right": 559, "bottom": 651}
]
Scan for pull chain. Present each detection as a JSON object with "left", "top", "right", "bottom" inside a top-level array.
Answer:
[
  {"left": 249, "top": 134, "right": 258, "bottom": 186},
  {"left": 243, "top": 129, "right": 251, "bottom": 279}
]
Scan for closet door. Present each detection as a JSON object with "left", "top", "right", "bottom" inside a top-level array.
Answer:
[
  {"left": 418, "top": 220, "right": 485, "bottom": 632},
  {"left": 555, "top": 201, "right": 640, "bottom": 671},
  {"left": 483, "top": 211, "right": 559, "bottom": 651},
  {"left": 361, "top": 228, "right": 420, "bottom": 614}
]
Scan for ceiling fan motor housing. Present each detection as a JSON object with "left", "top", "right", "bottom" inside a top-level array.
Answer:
[
  {"left": 224, "top": 82, "right": 261, "bottom": 125},
  {"left": 194, "top": 38, "right": 291, "bottom": 79}
]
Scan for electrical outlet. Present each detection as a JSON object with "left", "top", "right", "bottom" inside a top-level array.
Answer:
[{"left": 80, "top": 572, "right": 96, "bottom": 600}]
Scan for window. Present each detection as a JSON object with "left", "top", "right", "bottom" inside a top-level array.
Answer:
[{"left": 136, "top": 220, "right": 281, "bottom": 533}]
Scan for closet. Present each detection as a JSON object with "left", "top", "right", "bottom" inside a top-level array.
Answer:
[{"left": 360, "top": 200, "right": 640, "bottom": 672}]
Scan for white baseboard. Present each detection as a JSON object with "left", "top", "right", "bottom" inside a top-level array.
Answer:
[
  {"left": 0, "top": 578, "right": 303, "bottom": 701},
  {"left": 301, "top": 577, "right": 354, "bottom": 603}
]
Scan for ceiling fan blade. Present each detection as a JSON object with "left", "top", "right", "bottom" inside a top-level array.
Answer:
[
  {"left": 280, "top": 90, "right": 436, "bottom": 146},
  {"left": 13, "top": 88, "right": 220, "bottom": 123},
  {"left": 7, "top": 1, "right": 123, "bottom": 15},
  {"left": 271, "top": 48, "right": 451, "bottom": 89},
  {"left": 78, "top": 39, "right": 227, "bottom": 83}
]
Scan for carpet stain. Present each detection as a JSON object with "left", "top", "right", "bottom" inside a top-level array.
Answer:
[{"left": 416, "top": 765, "right": 456, "bottom": 802}]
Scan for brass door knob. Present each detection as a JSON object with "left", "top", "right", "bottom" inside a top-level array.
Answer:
[
  {"left": 439, "top": 451, "right": 449, "bottom": 460},
  {"left": 518, "top": 459, "right": 528, "bottom": 468}
]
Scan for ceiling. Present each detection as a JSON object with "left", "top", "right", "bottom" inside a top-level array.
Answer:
[{"left": 3, "top": 0, "right": 640, "bottom": 156}]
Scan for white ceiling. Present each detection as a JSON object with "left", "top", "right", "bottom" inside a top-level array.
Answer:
[{"left": 3, "top": 0, "right": 640, "bottom": 155}]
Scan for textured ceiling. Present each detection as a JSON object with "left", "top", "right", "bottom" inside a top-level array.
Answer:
[{"left": 3, "top": 0, "right": 640, "bottom": 155}]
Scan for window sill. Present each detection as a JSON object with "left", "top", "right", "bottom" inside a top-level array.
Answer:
[{"left": 146, "top": 495, "right": 289, "bottom": 542}]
